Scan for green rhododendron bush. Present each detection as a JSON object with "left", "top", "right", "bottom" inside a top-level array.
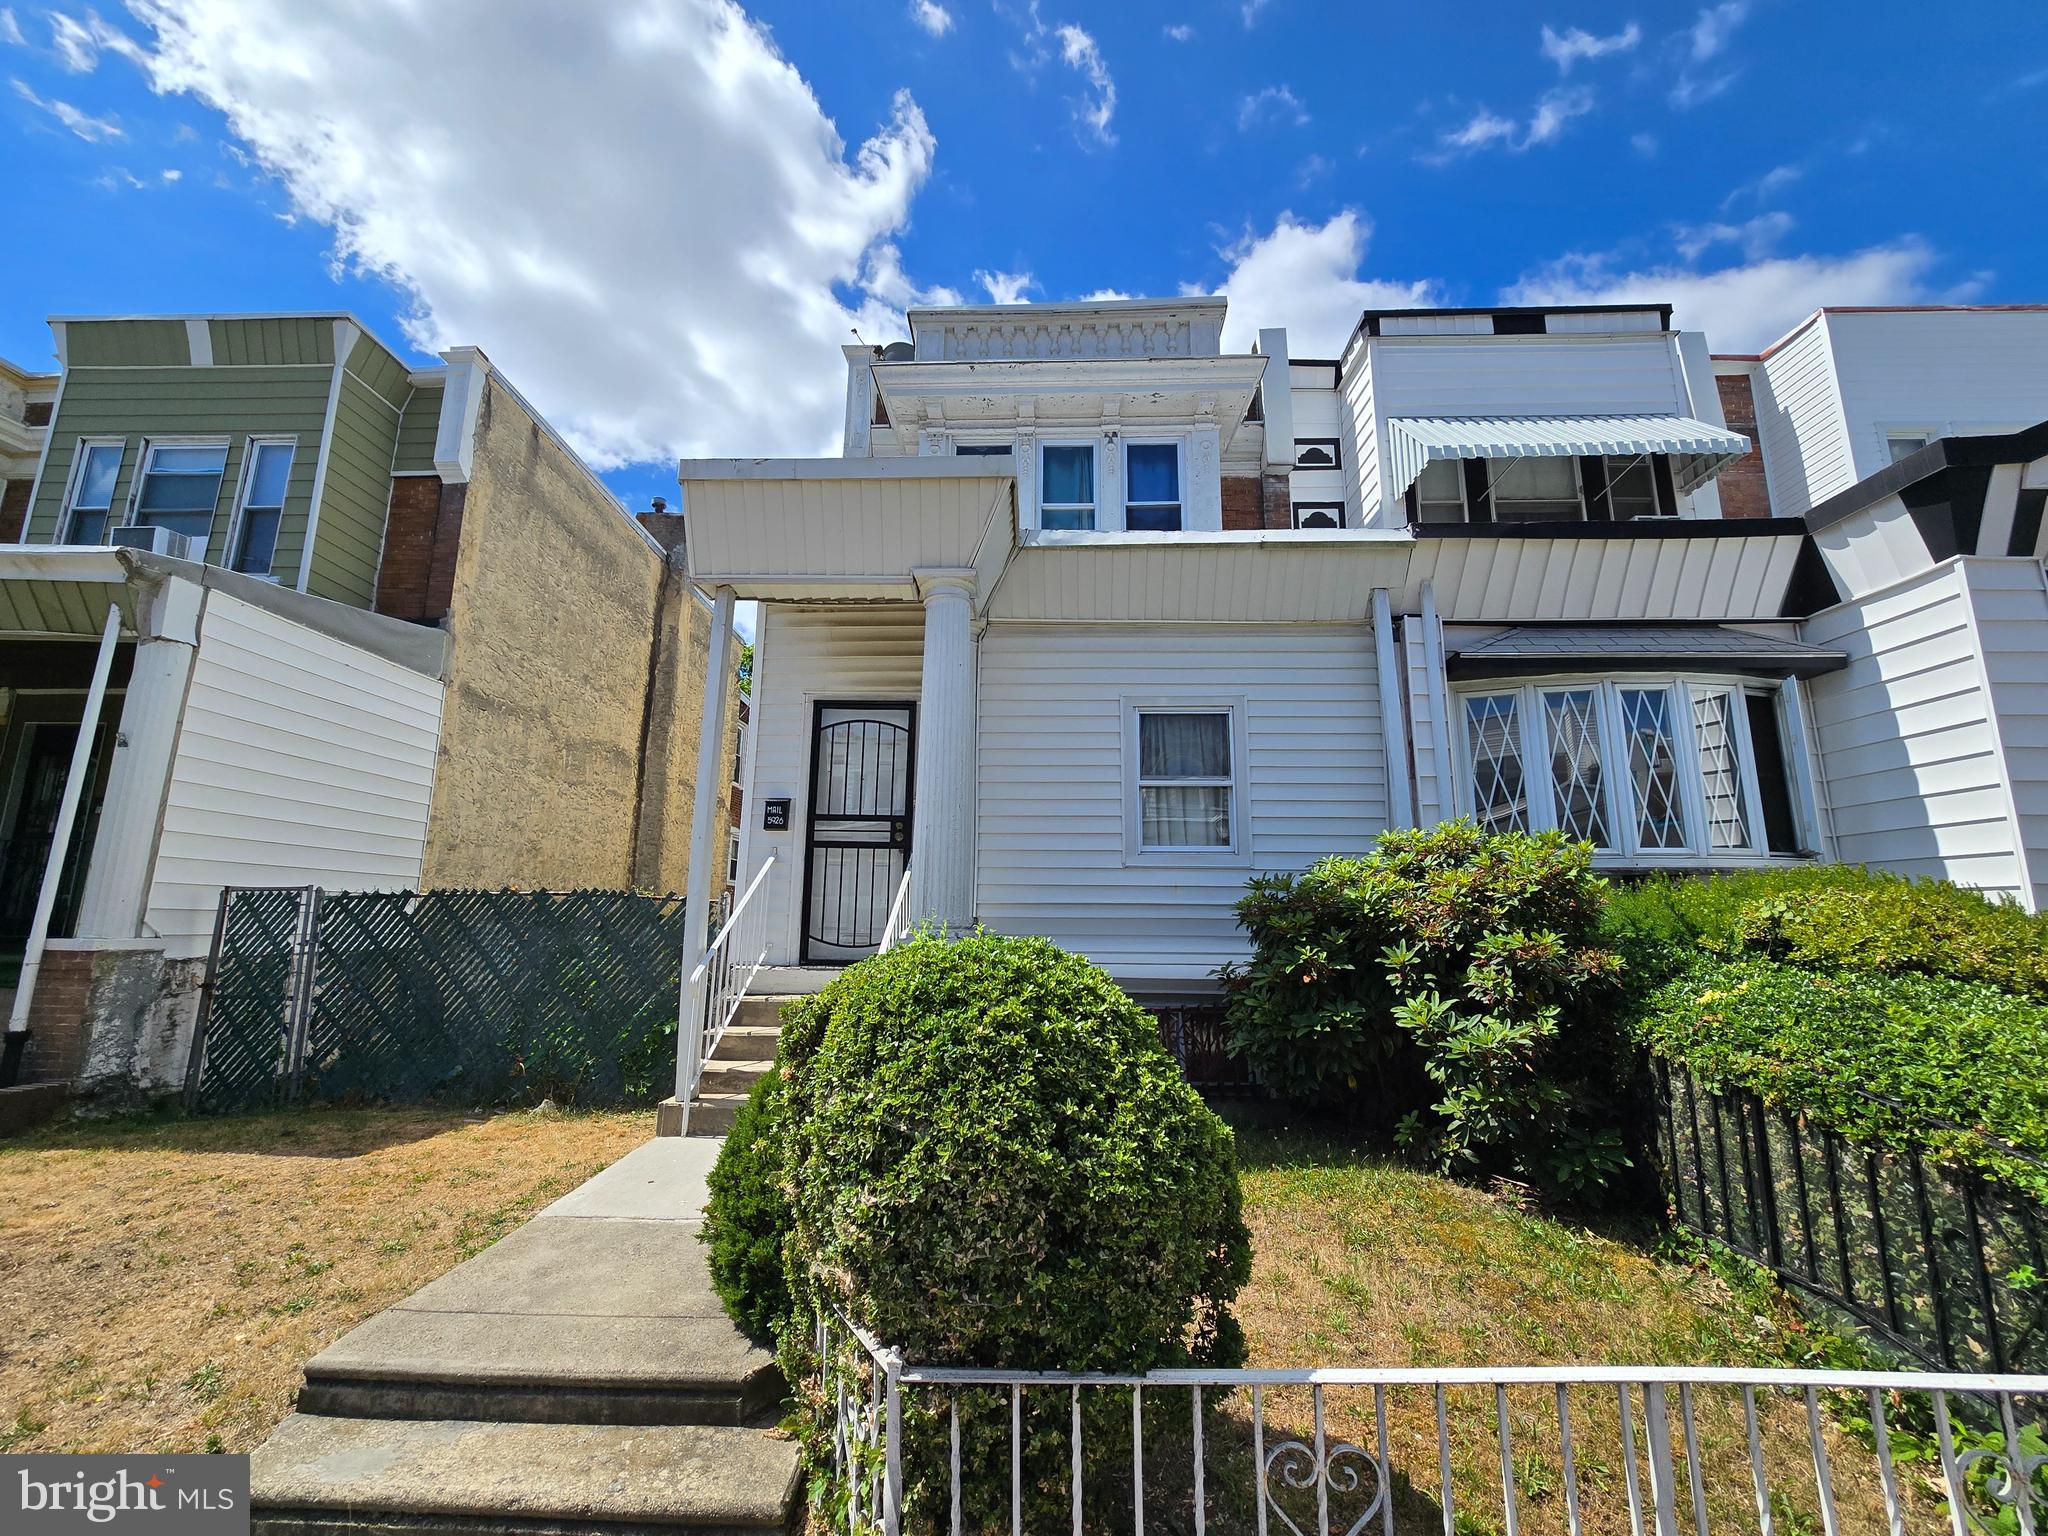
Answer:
[{"left": 1222, "top": 822, "right": 1639, "bottom": 1199}]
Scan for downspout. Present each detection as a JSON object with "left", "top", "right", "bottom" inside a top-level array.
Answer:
[{"left": 7, "top": 602, "right": 124, "bottom": 1035}]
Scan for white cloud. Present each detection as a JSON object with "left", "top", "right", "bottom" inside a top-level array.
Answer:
[
  {"left": 11, "top": 76, "right": 122, "bottom": 138},
  {"left": 45, "top": 8, "right": 144, "bottom": 70},
  {"left": 1670, "top": 1, "right": 1748, "bottom": 108},
  {"left": 908, "top": 0, "right": 952, "bottom": 37},
  {"left": 862, "top": 242, "right": 962, "bottom": 308},
  {"left": 1237, "top": 83, "right": 1308, "bottom": 131},
  {"left": 121, "top": 0, "right": 943, "bottom": 464},
  {"left": 0, "top": 9, "right": 26, "bottom": 47},
  {"left": 1539, "top": 22, "right": 1641, "bottom": 72},
  {"left": 1631, "top": 131, "right": 1658, "bottom": 157},
  {"left": 1053, "top": 23, "right": 1115, "bottom": 146},
  {"left": 160, "top": 165, "right": 180, "bottom": 181},
  {"left": 1504, "top": 237, "right": 1941, "bottom": 353},
  {"left": 1202, "top": 210, "right": 1437, "bottom": 355},
  {"left": 976, "top": 269, "right": 1035, "bottom": 305},
  {"left": 1163, "top": 23, "right": 1193, "bottom": 41},
  {"left": 1670, "top": 210, "right": 1793, "bottom": 263},
  {"left": 1721, "top": 162, "right": 1800, "bottom": 209},
  {"left": 1430, "top": 86, "right": 1592, "bottom": 159},
  {"left": 1241, "top": 0, "right": 1274, "bottom": 26},
  {"left": 1080, "top": 287, "right": 1133, "bottom": 301}
]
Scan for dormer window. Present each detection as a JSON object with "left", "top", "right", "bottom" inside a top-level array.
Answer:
[
  {"left": 1124, "top": 441, "right": 1182, "bottom": 532},
  {"left": 1040, "top": 443, "right": 1096, "bottom": 530}
]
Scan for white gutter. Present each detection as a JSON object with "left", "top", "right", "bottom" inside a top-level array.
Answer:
[{"left": 7, "top": 603, "right": 123, "bottom": 1034}]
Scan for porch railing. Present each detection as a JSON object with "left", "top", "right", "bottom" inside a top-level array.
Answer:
[
  {"left": 877, "top": 868, "right": 914, "bottom": 955},
  {"left": 680, "top": 850, "right": 777, "bottom": 1104},
  {"left": 818, "top": 1307, "right": 2048, "bottom": 1536}
]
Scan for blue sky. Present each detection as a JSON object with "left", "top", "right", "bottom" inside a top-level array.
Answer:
[{"left": 3, "top": 0, "right": 2043, "bottom": 515}]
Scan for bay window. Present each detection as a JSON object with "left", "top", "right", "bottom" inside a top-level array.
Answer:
[
  {"left": 60, "top": 440, "right": 124, "bottom": 544},
  {"left": 1457, "top": 677, "right": 1809, "bottom": 860},
  {"left": 229, "top": 438, "right": 294, "bottom": 577},
  {"left": 133, "top": 440, "right": 229, "bottom": 549}
]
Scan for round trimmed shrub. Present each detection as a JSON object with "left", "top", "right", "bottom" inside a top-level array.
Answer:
[
  {"left": 783, "top": 931, "right": 1249, "bottom": 1370},
  {"left": 780, "top": 932, "right": 1251, "bottom": 1531},
  {"left": 699, "top": 1065, "right": 791, "bottom": 1347}
]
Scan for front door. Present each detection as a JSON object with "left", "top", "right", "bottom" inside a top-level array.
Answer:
[{"left": 802, "top": 702, "right": 915, "bottom": 964}]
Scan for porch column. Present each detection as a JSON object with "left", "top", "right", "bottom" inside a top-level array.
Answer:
[
  {"left": 75, "top": 573, "right": 204, "bottom": 940},
  {"left": 8, "top": 604, "right": 123, "bottom": 1035},
  {"left": 909, "top": 569, "right": 976, "bottom": 934},
  {"left": 667, "top": 583, "right": 736, "bottom": 1118}
]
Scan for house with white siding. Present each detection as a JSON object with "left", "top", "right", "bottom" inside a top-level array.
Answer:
[
  {"left": 668, "top": 293, "right": 1871, "bottom": 1125},
  {"left": 0, "top": 312, "right": 738, "bottom": 1112},
  {"left": 1716, "top": 308, "right": 2048, "bottom": 913}
]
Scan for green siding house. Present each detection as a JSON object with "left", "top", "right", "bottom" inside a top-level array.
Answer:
[{"left": 25, "top": 314, "right": 447, "bottom": 608}]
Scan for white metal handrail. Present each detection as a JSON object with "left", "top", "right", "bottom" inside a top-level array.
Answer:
[
  {"left": 819, "top": 1306, "right": 2048, "bottom": 1536},
  {"left": 679, "top": 850, "right": 776, "bottom": 1104},
  {"left": 876, "top": 868, "right": 914, "bottom": 954}
]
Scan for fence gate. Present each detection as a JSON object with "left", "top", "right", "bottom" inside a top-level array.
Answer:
[{"left": 184, "top": 886, "right": 321, "bottom": 1114}]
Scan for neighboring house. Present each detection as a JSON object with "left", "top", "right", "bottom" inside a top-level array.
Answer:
[
  {"left": 0, "top": 355, "right": 58, "bottom": 537},
  {"left": 0, "top": 312, "right": 737, "bottom": 1105},
  {"left": 671, "top": 294, "right": 1841, "bottom": 1016},
  {"left": 1717, "top": 307, "right": 2048, "bottom": 912}
]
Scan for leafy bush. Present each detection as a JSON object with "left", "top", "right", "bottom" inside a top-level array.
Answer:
[
  {"left": 1223, "top": 822, "right": 1633, "bottom": 1195},
  {"left": 699, "top": 1065, "right": 791, "bottom": 1347},
  {"left": 779, "top": 932, "right": 1250, "bottom": 1531},
  {"left": 1603, "top": 865, "right": 2048, "bottom": 999},
  {"left": 1633, "top": 957, "right": 2048, "bottom": 1198}
]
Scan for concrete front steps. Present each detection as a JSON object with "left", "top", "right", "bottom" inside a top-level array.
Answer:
[
  {"left": 684, "top": 968, "right": 834, "bottom": 1136},
  {"left": 250, "top": 1139, "right": 801, "bottom": 1536}
]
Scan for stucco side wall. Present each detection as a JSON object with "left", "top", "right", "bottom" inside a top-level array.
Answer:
[
  {"left": 424, "top": 377, "right": 712, "bottom": 891},
  {"left": 632, "top": 571, "right": 735, "bottom": 898}
]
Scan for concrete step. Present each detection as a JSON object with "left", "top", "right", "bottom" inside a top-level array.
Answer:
[
  {"left": 714, "top": 1024, "right": 780, "bottom": 1061},
  {"left": 732, "top": 995, "right": 797, "bottom": 1032},
  {"left": 0, "top": 1081, "right": 68, "bottom": 1137},
  {"left": 251, "top": 1414, "right": 800, "bottom": 1535},
  {"left": 297, "top": 1214, "right": 780, "bottom": 1425},
  {"left": 697, "top": 1059, "right": 773, "bottom": 1097},
  {"left": 685, "top": 1093, "right": 746, "bottom": 1137}
]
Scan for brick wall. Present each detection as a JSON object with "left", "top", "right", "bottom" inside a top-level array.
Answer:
[
  {"left": 18, "top": 949, "right": 94, "bottom": 1085},
  {"left": 1222, "top": 472, "right": 1296, "bottom": 530},
  {"left": 374, "top": 476, "right": 467, "bottom": 622},
  {"left": 0, "top": 477, "right": 30, "bottom": 542},
  {"left": 1714, "top": 373, "right": 1775, "bottom": 520},
  {"left": 638, "top": 508, "right": 686, "bottom": 554}
]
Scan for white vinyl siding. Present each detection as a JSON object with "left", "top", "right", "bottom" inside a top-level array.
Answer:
[
  {"left": 976, "top": 623, "right": 1387, "bottom": 986},
  {"left": 1750, "top": 320, "right": 1854, "bottom": 518},
  {"left": 1959, "top": 558, "right": 2048, "bottom": 911},
  {"left": 142, "top": 590, "right": 444, "bottom": 956},
  {"left": 1801, "top": 561, "right": 2030, "bottom": 906},
  {"left": 742, "top": 604, "right": 924, "bottom": 966}
]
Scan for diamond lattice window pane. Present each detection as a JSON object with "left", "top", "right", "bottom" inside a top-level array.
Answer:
[
  {"left": 1465, "top": 694, "right": 1527, "bottom": 834},
  {"left": 1543, "top": 688, "right": 1610, "bottom": 847},
  {"left": 1692, "top": 689, "right": 1751, "bottom": 850},
  {"left": 1618, "top": 688, "right": 1689, "bottom": 850}
]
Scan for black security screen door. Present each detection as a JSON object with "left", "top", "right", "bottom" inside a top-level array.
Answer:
[{"left": 802, "top": 702, "right": 915, "bottom": 964}]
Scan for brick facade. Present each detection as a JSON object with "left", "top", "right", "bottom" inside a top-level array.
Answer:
[
  {"left": 637, "top": 508, "right": 687, "bottom": 554},
  {"left": 374, "top": 476, "right": 467, "bottom": 623},
  {"left": 1714, "top": 373, "right": 1775, "bottom": 520},
  {"left": 1222, "top": 472, "right": 1296, "bottom": 530},
  {"left": 0, "top": 477, "right": 30, "bottom": 542},
  {"left": 18, "top": 948, "right": 94, "bottom": 1085}
]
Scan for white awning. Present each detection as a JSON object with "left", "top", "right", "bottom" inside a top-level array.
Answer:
[{"left": 1385, "top": 414, "right": 1752, "bottom": 498}]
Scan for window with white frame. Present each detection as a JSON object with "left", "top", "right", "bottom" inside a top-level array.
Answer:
[
  {"left": 1413, "top": 459, "right": 1466, "bottom": 524},
  {"left": 1134, "top": 708, "right": 1235, "bottom": 850},
  {"left": 1039, "top": 442, "right": 1096, "bottom": 530},
  {"left": 1457, "top": 678, "right": 1807, "bottom": 860},
  {"left": 1885, "top": 430, "right": 1933, "bottom": 464},
  {"left": 229, "top": 438, "right": 294, "bottom": 576},
  {"left": 133, "top": 440, "right": 229, "bottom": 548},
  {"left": 60, "top": 440, "right": 124, "bottom": 544},
  {"left": 1124, "top": 440, "right": 1182, "bottom": 531}
]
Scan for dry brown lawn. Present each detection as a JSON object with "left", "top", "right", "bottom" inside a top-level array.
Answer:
[{"left": 0, "top": 1105, "right": 647, "bottom": 1455}]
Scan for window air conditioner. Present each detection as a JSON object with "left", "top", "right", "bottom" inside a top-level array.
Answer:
[{"left": 108, "top": 525, "right": 200, "bottom": 561}]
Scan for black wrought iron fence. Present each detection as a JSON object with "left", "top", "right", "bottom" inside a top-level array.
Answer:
[
  {"left": 1655, "top": 1058, "right": 2048, "bottom": 1375},
  {"left": 186, "top": 886, "right": 688, "bottom": 1115}
]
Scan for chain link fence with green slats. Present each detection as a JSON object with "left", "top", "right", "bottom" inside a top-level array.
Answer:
[{"left": 185, "top": 886, "right": 688, "bottom": 1115}]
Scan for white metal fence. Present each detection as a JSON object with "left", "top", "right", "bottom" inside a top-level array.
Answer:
[{"left": 817, "top": 1310, "right": 2048, "bottom": 1536}]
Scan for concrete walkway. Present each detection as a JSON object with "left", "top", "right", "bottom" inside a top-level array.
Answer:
[{"left": 251, "top": 1135, "right": 801, "bottom": 1535}]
